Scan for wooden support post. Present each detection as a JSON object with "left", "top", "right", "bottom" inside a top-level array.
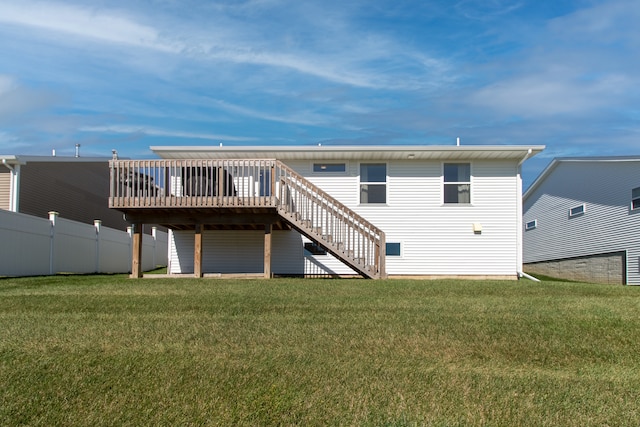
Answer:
[
  {"left": 264, "top": 223, "right": 272, "bottom": 279},
  {"left": 379, "top": 232, "right": 386, "bottom": 279},
  {"left": 194, "top": 224, "right": 203, "bottom": 278},
  {"left": 131, "top": 223, "right": 143, "bottom": 278}
]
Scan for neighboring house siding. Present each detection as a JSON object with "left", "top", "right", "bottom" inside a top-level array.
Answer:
[
  {"left": 0, "top": 168, "right": 10, "bottom": 210},
  {"left": 19, "top": 162, "right": 129, "bottom": 230},
  {"left": 169, "top": 229, "right": 304, "bottom": 275},
  {"left": 523, "top": 161, "right": 640, "bottom": 284}
]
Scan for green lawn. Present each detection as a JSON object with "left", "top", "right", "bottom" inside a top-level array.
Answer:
[{"left": 1, "top": 275, "right": 639, "bottom": 426}]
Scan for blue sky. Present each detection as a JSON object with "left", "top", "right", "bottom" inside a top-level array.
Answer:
[{"left": 0, "top": 0, "right": 638, "bottom": 188}]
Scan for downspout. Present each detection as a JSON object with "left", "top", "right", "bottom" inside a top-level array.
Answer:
[
  {"left": 2, "top": 159, "right": 19, "bottom": 212},
  {"left": 516, "top": 149, "right": 533, "bottom": 280}
]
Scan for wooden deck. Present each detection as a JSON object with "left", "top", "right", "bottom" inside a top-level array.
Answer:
[{"left": 109, "top": 159, "right": 386, "bottom": 279}]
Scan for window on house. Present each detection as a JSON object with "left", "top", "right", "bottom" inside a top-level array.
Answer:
[
  {"left": 304, "top": 242, "right": 327, "bottom": 255},
  {"left": 443, "top": 163, "right": 471, "bottom": 204},
  {"left": 525, "top": 220, "right": 537, "bottom": 231},
  {"left": 259, "top": 169, "right": 271, "bottom": 197},
  {"left": 569, "top": 204, "right": 585, "bottom": 218},
  {"left": 360, "top": 163, "right": 386, "bottom": 204},
  {"left": 313, "top": 163, "right": 346, "bottom": 173},
  {"left": 632, "top": 187, "right": 640, "bottom": 210},
  {"left": 386, "top": 242, "right": 401, "bottom": 256}
]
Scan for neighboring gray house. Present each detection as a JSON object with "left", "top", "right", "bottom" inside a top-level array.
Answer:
[
  {"left": 0, "top": 154, "right": 129, "bottom": 231},
  {"left": 523, "top": 156, "right": 640, "bottom": 285},
  {"left": 110, "top": 144, "right": 544, "bottom": 279}
]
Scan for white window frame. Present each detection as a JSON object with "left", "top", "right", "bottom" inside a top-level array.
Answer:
[
  {"left": 442, "top": 162, "right": 472, "bottom": 205},
  {"left": 632, "top": 187, "right": 640, "bottom": 210},
  {"left": 311, "top": 162, "right": 348, "bottom": 175},
  {"left": 525, "top": 220, "right": 537, "bottom": 231},
  {"left": 359, "top": 162, "right": 387, "bottom": 205},
  {"left": 385, "top": 242, "right": 402, "bottom": 257},
  {"left": 569, "top": 204, "right": 586, "bottom": 218}
]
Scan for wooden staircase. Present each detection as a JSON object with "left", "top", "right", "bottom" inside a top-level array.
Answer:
[{"left": 275, "top": 162, "right": 386, "bottom": 279}]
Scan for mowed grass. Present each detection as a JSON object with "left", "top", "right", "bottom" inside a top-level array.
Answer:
[{"left": 1, "top": 276, "right": 639, "bottom": 426}]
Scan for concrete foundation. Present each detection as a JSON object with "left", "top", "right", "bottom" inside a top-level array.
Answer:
[{"left": 525, "top": 251, "right": 626, "bottom": 285}]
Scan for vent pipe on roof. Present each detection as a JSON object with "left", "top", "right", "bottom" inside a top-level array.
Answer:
[
  {"left": 456, "top": 137, "right": 460, "bottom": 146},
  {"left": 52, "top": 149, "right": 56, "bottom": 157},
  {"left": 75, "top": 144, "right": 81, "bottom": 158}
]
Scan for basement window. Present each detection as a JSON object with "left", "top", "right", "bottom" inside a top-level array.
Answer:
[
  {"left": 632, "top": 187, "right": 640, "bottom": 210},
  {"left": 525, "top": 220, "right": 537, "bottom": 231},
  {"left": 386, "top": 242, "right": 401, "bottom": 256},
  {"left": 304, "top": 242, "right": 327, "bottom": 255},
  {"left": 569, "top": 204, "right": 585, "bottom": 218}
]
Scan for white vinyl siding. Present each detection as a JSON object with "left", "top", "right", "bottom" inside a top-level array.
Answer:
[
  {"left": 166, "top": 158, "right": 523, "bottom": 277},
  {"left": 524, "top": 160, "right": 640, "bottom": 284},
  {"left": 289, "top": 159, "right": 520, "bottom": 276},
  {"left": 169, "top": 229, "right": 303, "bottom": 275}
]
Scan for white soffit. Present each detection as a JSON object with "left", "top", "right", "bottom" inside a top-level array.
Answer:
[{"left": 150, "top": 145, "right": 545, "bottom": 161}]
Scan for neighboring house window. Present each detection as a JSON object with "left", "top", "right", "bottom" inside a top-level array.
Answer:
[
  {"left": 360, "top": 163, "right": 386, "bottom": 204},
  {"left": 443, "top": 163, "right": 471, "bottom": 204},
  {"left": 313, "top": 163, "right": 346, "bottom": 173},
  {"left": 304, "top": 242, "right": 327, "bottom": 255},
  {"left": 386, "top": 242, "right": 401, "bottom": 256},
  {"left": 632, "top": 187, "right": 640, "bottom": 210},
  {"left": 569, "top": 204, "right": 585, "bottom": 218},
  {"left": 525, "top": 220, "right": 537, "bottom": 231}
]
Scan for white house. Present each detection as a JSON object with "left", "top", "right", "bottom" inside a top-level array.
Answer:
[
  {"left": 109, "top": 145, "right": 543, "bottom": 279},
  {"left": 523, "top": 156, "right": 640, "bottom": 285}
]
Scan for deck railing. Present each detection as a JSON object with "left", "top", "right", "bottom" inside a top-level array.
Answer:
[
  {"left": 109, "top": 159, "right": 277, "bottom": 208},
  {"left": 109, "top": 159, "right": 385, "bottom": 278}
]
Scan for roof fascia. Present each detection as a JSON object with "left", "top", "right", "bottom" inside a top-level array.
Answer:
[{"left": 151, "top": 145, "right": 545, "bottom": 159}]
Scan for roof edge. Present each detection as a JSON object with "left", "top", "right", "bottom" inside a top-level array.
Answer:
[{"left": 151, "top": 144, "right": 546, "bottom": 153}]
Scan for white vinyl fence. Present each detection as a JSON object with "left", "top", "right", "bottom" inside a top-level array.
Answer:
[{"left": 0, "top": 210, "right": 167, "bottom": 277}]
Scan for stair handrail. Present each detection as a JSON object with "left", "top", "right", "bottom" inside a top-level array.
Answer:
[{"left": 275, "top": 161, "right": 386, "bottom": 278}]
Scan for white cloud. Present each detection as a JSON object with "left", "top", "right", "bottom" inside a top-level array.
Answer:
[
  {"left": 0, "top": 1, "right": 452, "bottom": 91},
  {"left": 455, "top": 0, "right": 524, "bottom": 20},
  {"left": 0, "top": 1, "right": 178, "bottom": 52},
  {"left": 469, "top": 74, "right": 631, "bottom": 117},
  {"left": 466, "top": 0, "right": 640, "bottom": 119},
  {"left": 79, "top": 125, "right": 258, "bottom": 142}
]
